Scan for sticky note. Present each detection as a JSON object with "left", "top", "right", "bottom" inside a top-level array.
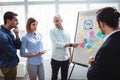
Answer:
[
  {"left": 79, "top": 36, "right": 84, "bottom": 43},
  {"left": 84, "top": 38, "right": 88, "bottom": 44},
  {"left": 86, "top": 44, "right": 92, "bottom": 49},
  {"left": 87, "top": 48, "right": 94, "bottom": 53},
  {"left": 80, "top": 43, "right": 85, "bottom": 48},
  {"left": 78, "top": 30, "right": 85, "bottom": 34},
  {"left": 90, "top": 31, "right": 94, "bottom": 36}
]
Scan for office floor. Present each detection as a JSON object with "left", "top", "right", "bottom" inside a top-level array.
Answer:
[
  {"left": 0, "top": 74, "right": 87, "bottom": 80},
  {"left": 0, "top": 77, "right": 87, "bottom": 80},
  {"left": 0, "top": 78, "right": 86, "bottom": 80}
]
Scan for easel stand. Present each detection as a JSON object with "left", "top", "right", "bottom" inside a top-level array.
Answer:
[
  {"left": 68, "top": 63, "right": 76, "bottom": 80},
  {"left": 68, "top": 62, "right": 88, "bottom": 80}
]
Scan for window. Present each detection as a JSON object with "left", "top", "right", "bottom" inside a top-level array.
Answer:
[
  {"left": 0, "top": 0, "right": 23, "bottom": 2},
  {"left": 59, "top": 4, "right": 87, "bottom": 42},
  {"left": 59, "top": 0, "right": 86, "bottom": 1},
  {"left": 0, "top": 0, "right": 119, "bottom": 59},
  {"left": 0, "top": 5, "right": 25, "bottom": 31},
  {"left": 89, "top": 3, "right": 118, "bottom": 10},
  {"left": 28, "top": 4, "right": 55, "bottom": 58},
  {"left": 28, "top": 0, "right": 54, "bottom": 1}
]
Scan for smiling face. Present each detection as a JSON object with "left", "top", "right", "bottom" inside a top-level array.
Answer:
[{"left": 53, "top": 16, "right": 63, "bottom": 29}]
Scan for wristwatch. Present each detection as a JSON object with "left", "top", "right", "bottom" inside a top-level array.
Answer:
[{"left": 70, "top": 44, "right": 72, "bottom": 47}]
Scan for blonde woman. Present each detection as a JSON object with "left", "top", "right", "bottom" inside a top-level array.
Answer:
[{"left": 20, "top": 18, "right": 45, "bottom": 80}]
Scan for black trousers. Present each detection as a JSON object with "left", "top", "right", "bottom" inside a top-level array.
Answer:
[{"left": 51, "top": 59, "right": 69, "bottom": 80}]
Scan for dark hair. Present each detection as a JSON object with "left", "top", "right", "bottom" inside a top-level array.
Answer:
[
  {"left": 3, "top": 11, "right": 18, "bottom": 24},
  {"left": 26, "top": 17, "right": 38, "bottom": 33},
  {"left": 96, "top": 7, "right": 120, "bottom": 28}
]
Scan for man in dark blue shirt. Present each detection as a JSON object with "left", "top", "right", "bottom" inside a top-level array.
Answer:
[{"left": 0, "top": 11, "right": 21, "bottom": 80}]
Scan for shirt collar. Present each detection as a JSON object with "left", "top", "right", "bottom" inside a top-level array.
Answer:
[
  {"left": 28, "top": 32, "right": 37, "bottom": 35},
  {"left": 104, "top": 29, "right": 120, "bottom": 41},
  {"left": 1, "top": 25, "right": 11, "bottom": 34},
  {"left": 55, "top": 26, "right": 63, "bottom": 31}
]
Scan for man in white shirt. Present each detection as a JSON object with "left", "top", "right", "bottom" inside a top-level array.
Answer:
[{"left": 50, "top": 15, "right": 79, "bottom": 80}]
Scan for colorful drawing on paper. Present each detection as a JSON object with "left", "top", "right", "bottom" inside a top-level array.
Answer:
[{"left": 72, "top": 10, "right": 106, "bottom": 66}]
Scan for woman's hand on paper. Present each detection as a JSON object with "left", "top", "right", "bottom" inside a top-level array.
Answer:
[{"left": 38, "top": 51, "right": 45, "bottom": 55}]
